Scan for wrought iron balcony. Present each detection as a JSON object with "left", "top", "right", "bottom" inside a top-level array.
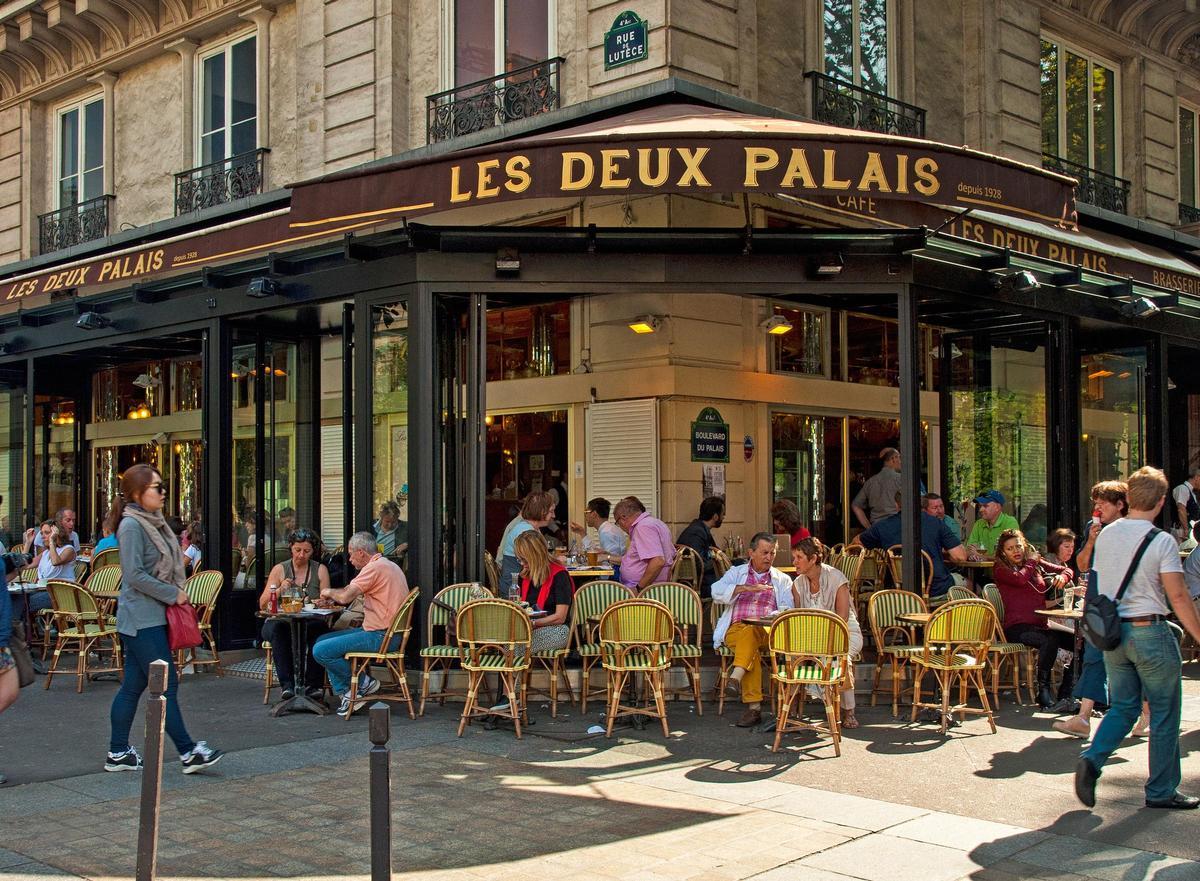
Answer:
[
  {"left": 1041, "top": 154, "right": 1129, "bottom": 215},
  {"left": 426, "top": 57, "right": 564, "bottom": 144},
  {"left": 174, "top": 148, "right": 268, "bottom": 216},
  {"left": 1180, "top": 202, "right": 1200, "bottom": 225},
  {"left": 805, "top": 71, "right": 926, "bottom": 138},
  {"left": 38, "top": 194, "right": 113, "bottom": 255}
]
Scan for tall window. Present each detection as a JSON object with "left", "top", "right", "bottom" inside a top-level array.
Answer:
[
  {"left": 1181, "top": 105, "right": 1198, "bottom": 209},
  {"left": 1040, "top": 38, "right": 1118, "bottom": 174},
  {"left": 199, "top": 35, "right": 257, "bottom": 166},
  {"left": 453, "top": 0, "right": 551, "bottom": 85},
  {"left": 823, "top": 0, "right": 889, "bottom": 94},
  {"left": 57, "top": 97, "right": 104, "bottom": 208}
]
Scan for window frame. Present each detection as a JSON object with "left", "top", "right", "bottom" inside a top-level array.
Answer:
[
  {"left": 1039, "top": 33, "right": 1122, "bottom": 174},
  {"left": 819, "top": 0, "right": 895, "bottom": 96},
  {"left": 768, "top": 302, "right": 833, "bottom": 380},
  {"left": 53, "top": 93, "right": 105, "bottom": 210},
  {"left": 441, "top": 0, "right": 557, "bottom": 89},
  {"left": 195, "top": 30, "right": 258, "bottom": 168},
  {"left": 1179, "top": 101, "right": 1199, "bottom": 209}
]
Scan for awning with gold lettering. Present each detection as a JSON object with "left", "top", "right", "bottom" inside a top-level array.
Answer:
[{"left": 287, "top": 103, "right": 1077, "bottom": 231}]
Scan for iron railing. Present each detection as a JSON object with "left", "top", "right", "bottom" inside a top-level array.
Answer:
[
  {"left": 174, "top": 148, "right": 268, "bottom": 216},
  {"left": 38, "top": 194, "right": 113, "bottom": 254},
  {"left": 1180, "top": 202, "right": 1200, "bottom": 225},
  {"left": 426, "top": 57, "right": 564, "bottom": 144},
  {"left": 1041, "top": 153, "right": 1129, "bottom": 215},
  {"left": 806, "top": 71, "right": 926, "bottom": 138}
]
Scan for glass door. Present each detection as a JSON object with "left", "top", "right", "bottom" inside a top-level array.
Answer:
[{"left": 0, "top": 366, "right": 26, "bottom": 548}]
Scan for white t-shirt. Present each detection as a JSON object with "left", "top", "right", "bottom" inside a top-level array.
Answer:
[
  {"left": 1092, "top": 517, "right": 1183, "bottom": 618},
  {"left": 1173, "top": 483, "right": 1197, "bottom": 514},
  {"left": 184, "top": 545, "right": 202, "bottom": 569}
]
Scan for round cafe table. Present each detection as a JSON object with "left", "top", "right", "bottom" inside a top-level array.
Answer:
[
  {"left": 896, "top": 611, "right": 933, "bottom": 628},
  {"left": 257, "top": 608, "right": 340, "bottom": 717},
  {"left": 955, "top": 558, "right": 993, "bottom": 590}
]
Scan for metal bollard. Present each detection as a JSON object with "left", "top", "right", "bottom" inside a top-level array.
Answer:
[
  {"left": 368, "top": 702, "right": 392, "bottom": 881},
  {"left": 136, "top": 659, "right": 169, "bottom": 881}
]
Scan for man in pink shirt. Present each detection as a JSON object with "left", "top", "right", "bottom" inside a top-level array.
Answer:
[
  {"left": 314, "top": 531, "right": 410, "bottom": 717},
  {"left": 614, "top": 497, "right": 676, "bottom": 592}
]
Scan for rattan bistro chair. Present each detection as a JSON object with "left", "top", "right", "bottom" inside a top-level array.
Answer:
[
  {"left": 44, "top": 580, "right": 121, "bottom": 693},
  {"left": 641, "top": 582, "right": 704, "bottom": 714},
  {"left": 946, "top": 585, "right": 976, "bottom": 602},
  {"left": 670, "top": 545, "right": 703, "bottom": 593},
  {"left": 345, "top": 588, "right": 420, "bottom": 719},
  {"left": 91, "top": 547, "right": 120, "bottom": 570},
  {"left": 482, "top": 551, "right": 501, "bottom": 595},
  {"left": 455, "top": 599, "right": 532, "bottom": 738},
  {"left": 84, "top": 564, "right": 123, "bottom": 618},
  {"left": 180, "top": 570, "right": 225, "bottom": 675},
  {"left": 768, "top": 609, "right": 851, "bottom": 755},
  {"left": 911, "top": 599, "right": 998, "bottom": 735},
  {"left": 981, "top": 583, "right": 1038, "bottom": 705},
  {"left": 710, "top": 549, "right": 733, "bottom": 580},
  {"left": 599, "top": 598, "right": 674, "bottom": 737},
  {"left": 867, "top": 589, "right": 928, "bottom": 715},
  {"left": 571, "top": 580, "right": 634, "bottom": 713},
  {"left": 885, "top": 545, "right": 936, "bottom": 601},
  {"left": 419, "top": 583, "right": 478, "bottom": 715}
]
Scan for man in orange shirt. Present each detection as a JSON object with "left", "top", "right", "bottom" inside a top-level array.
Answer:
[{"left": 314, "top": 531, "right": 410, "bottom": 717}]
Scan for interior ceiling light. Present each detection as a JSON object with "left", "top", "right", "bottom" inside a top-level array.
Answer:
[
  {"left": 1118, "top": 296, "right": 1160, "bottom": 319},
  {"left": 132, "top": 373, "right": 160, "bottom": 389},
  {"left": 760, "top": 315, "right": 793, "bottom": 335},
  {"left": 1117, "top": 371, "right": 1132, "bottom": 379},
  {"left": 1088, "top": 369, "right": 1115, "bottom": 379},
  {"left": 991, "top": 270, "right": 1041, "bottom": 294},
  {"left": 628, "top": 315, "right": 662, "bottom": 334}
]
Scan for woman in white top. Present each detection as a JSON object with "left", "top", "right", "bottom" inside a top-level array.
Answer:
[
  {"left": 790, "top": 536, "right": 863, "bottom": 729},
  {"left": 33, "top": 520, "right": 77, "bottom": 585}
]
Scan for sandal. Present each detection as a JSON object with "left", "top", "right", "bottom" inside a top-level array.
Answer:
[{"left": 841, "top": 711, "right": 859, "bottom": 729}]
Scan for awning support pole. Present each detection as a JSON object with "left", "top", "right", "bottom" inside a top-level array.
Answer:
[{"left": 898, "top": 282, "right": 922, "bottom": 595}]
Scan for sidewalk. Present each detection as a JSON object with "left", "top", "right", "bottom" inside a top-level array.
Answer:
[{"left": 1, "top": 672, "right": 1197, "bottom": 881}]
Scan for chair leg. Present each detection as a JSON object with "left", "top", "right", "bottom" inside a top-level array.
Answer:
[
  {"left": 690, "top": 661, "right": 703, "bottom": 716},
  {"left": 910, "top": 667, "right": 922, "bottom": 722},
  {"left": 263, "top": 646, "right": 274, "bottom": 705},
  {"left": 975, "top": 669, "right": 997, "bottom": 734},
  {"left": 76, "top": 637, "right": 88, "bottom": 693},
  {"left": 824, "top": 687, "right": 841, "bottom": 757},
  {"left": 605, "top": 671, "right": 625, "bottom": 738},
  {"left": 772, "top": 686, "right": 792, "bottom": 753},
  {"left": 548, "top": 660, "right": 558, "bottom": 719},
  {"left": 45, "top": 632, "right": 68, "bottom": 690},
  {"left": 345, "top": 659, "right": 361, "bottom": 720},
  {"left": 457, "top": 670, "right": 480, "bottom": 737},
  {"left": 938, "top": 671, "right": 952, "bottom": 734},
  {"left": 870, "top": 658, "right": 882, "bottom": 707},
  {"left": 892, "top": 657, "right": 903, "bottom": 717},
  {"left": 650, "top": 672, "right": 669, "bottom": 737},
  {"left": 505, "top": 673, "right": 522, "bottom": 740},
  {"left": 394, "top": 661, "right": 415, "bottom": 720},
  {"left": 419, "top": 660, "right": 432, "bottom": 717}
]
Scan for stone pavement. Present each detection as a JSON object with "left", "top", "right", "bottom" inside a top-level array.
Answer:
[{"left": 1, "top": 673, "right": 1198, "bottom": 880}]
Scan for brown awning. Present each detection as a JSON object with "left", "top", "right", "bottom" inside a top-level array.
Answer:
[{"left": 288, "top": 102, "right": 1076, "bottom": 230}]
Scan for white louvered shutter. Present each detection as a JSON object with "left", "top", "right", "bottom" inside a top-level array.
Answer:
[
  {"left": 586, "top": 398, "right": 659, "bottom": 516},
  {"left": 319, "top": 423, "right": 344, "bottom": 546}
]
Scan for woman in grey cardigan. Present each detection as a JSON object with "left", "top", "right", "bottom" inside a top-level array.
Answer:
[{"left": 105, "top": 464, "right": 223, "bottom": 774}]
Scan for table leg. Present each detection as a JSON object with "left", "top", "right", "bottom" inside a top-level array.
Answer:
[{"left": 269, "top": 618, "right": 330, "bottom": 717}]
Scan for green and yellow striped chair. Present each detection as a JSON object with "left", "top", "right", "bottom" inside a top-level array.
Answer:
[
  {"left": 528, "top": 606, "right": 575, "bottom": 719},
  {"left": 455, "top": 599, "right": 532, "bottom": 738},
  {"left": 641, "top": 582, "right": 705, "bottom": 714},
  {"left": 570, "top": 580, "right": 634, "bottom": 713},
  {"left": 669, "top": 545, "right": 703, "bottom": 593},
  {"left": 911, "top": 599, "right": 997, "bottom": 735},
  {"left": 599, "top": 598, "right": 675, "bottom": 737},
  {"left": 91, "top": 547, "right": 120, "bottom": 570},
  {"left": 44, "top": 580, "right": 121, "bottom": 693},
  {"left": 768, "top": 609, "right": 850, "bottom": 755},
  {"left": 346, "top": 587, "right": 420, "bottom": 719},
  {"left": 981, "top": 583, "right": 1037, "bottom": 706},
  {"left": 419, "top": 583, "right": 478, "bottom": 716},
  {"left": 180, "top": 570, "right": 225, "bottom": 675},
  {"left": 867, "top": 589, "right": 928, "bottom": 715},
  {"left": 84, "top": 564, "right": 123, "bottom": 619},
  {"left": 946, "top": 585, "right": 976, "bottom": 602}
]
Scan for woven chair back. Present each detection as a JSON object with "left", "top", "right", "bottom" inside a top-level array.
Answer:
[
  {"left": 47, "top": 579, "right": 101, "bottom": 621},
  {"left": 834, "top": 553, "right": 865, "bottom": 592},
  {"left": 599, "top": 599, "right": 674, "bottom": 669},
  {"left": 885, "top": 545, "right": 935, "bottom": 597},
  {"left": 85, "top": 564, "right": 122, "bottom": 596},
  {"left": 867, "top": 588, "right": 927, "bottom": 647},
  {"left": 670, "top": 545, "right": 702, "bottom": 591},
  {"left": 91, "top": 548, "right": 120, "bottom": 570},
  {"left": 482, "top": 551, "right": 501, "bottom": 594},
  {"left": 981, "top": 584, "right": 1004, "bottom": 619},
  {"left": 570, "top": 580, "right": 633, "bottom": 639},
  {"left": 640, "top": 582, "right": 704, "bottom": 648},
  {"left": 375, "top": 587, "right": 420, "bottom": 654},
  {"left": 843, "top": 544, "right": 864, "bottom": 557},
  {"left": 185, "top": 570, "right": 224, "bottom": 606},
  {"left": 426, "top": 584, "right": 478, "bottom": 642},
  {"left": 769, "top": 608, "right": 849, "bottom": 657},
  {"left": 710, "top": 549, "right": 732, "bottom": 579},
  {"left": 455, "top": 599, "right": 532, "bottom": 669},
  {"left": 14, "top": 567, "right": 38, "bottom": 584},
  {"left": 829, "top": 543, "right": 846, "bottom": 556},
  {"left": 927, "top": 599, "right": 996, "bottom": 647},
  {"left": 73, "top": 561, "right": 89, "bottom": 582},
  {"left": 946, "top": 585, "right": 975, "bottom": 602}
]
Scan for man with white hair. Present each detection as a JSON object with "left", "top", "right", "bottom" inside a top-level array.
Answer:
[{"left": 314, "top": 531, "right": 410, "bottom": 717}]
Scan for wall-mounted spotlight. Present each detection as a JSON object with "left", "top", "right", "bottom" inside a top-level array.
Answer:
[
  {"left": 760, "top": 315, "right": 793, "bottom": 335},
  {"left": 495, "top": 247, "right": 520, "bottom": 275},
  {"left": 1119, "top": 296, "right": 1160, "bottom": 319},
  {"left": 809, "top": 253, "right": 844, "bottom": 277},
  {"left": 76, "top": 310, "right": 111, "bottom": 330},
  {"left": 627, "top": 315, "right": 662, "bottom": 334},
  {"left": 246, "top": 277, "right": 281, "bottom": 298},
  {"left": 991, "top": 270, "right": 1041, "bottom": 294}
]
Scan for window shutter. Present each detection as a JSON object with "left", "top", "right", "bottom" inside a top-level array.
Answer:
[
  {"left": 586, "top": 398, "right": 659, "bottom": 516},
  {"left": 320, "top": 423, "right": 344, "bottom": 547}
]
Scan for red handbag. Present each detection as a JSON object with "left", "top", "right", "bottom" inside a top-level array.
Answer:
[{"left": 166, "top": 601, "right": 203, "bottom": 651}]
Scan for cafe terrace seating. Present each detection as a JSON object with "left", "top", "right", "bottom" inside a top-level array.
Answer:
[
  {"left": 866, "top": 589, "right": 926, "bottom": 716},
  {"left": 43, "top": 579, "right": 122, "bottom": 693},
  {"left": 419, "top": 583, "right": 479, "bottom": 716},
  {"left": 345, "top": 587, "right": 421, "bottom": 719},
  {"left": 572, "top": 579, "right": 634, "bottom": 713},
  {"left": 910, "top": 599, "right": 998, "bottom": 735},
  {"left": 980, "top": 583, "right": 1038, "bottom": 706},
  {"left": 179, "top": 570, "right": 225, "bottom": 675},
  {"left": 768, "top": 609, "right": 850, "bottom": 755},
  {"left": 599, "top": 598, "right": 674, "bottom": 737},
  {"left": 91, "top": 547, "right": 121, "bottom": 570},
  {"left": 455, "top": 599, "right": 531, "bottom": 738},
  {"left": 641, "top": 582, "right": 705, "bottom": 714},
  {"left": 83, "top": 564, "right": 122, "bottom": 619},
  {"left": 885, "top": 545, "right": 937, "bottom": 604},
  {"left": 670, "top": 544, "right": 703, "bottom": 593}
]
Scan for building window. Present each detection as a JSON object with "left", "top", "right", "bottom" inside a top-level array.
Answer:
[
  {"left": 453, "top": 0, "right": 552, "bottom": 86},
  {"left": 57, "top": 96, "right": 104, "bottom": 208},
  {"left": 771, "top": 305, "right": 829, "bottom": 377},
  {"left": 1181, "top": 105, "right": 1199, "bottom": 220},
  {"left": 1039, "top": 38, "right": 1118, "bottom": 175},
  {"left": 823, "top": 0, "right": 890, "bottom": 95},
  {"left": 199, "top": 35, "right": 257, "bottom": 166},
  {"left": 486, "top": 302, "right": 570, "bottom": 382}
]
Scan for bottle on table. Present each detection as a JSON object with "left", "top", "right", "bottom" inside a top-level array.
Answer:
[
  {"left": 269, "top": 586, "right": 279, "bottom": 614},
  {"left": 508, "top": 572, "right": 521, "bottom": 602}
]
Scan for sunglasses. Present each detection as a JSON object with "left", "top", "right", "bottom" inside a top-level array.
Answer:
[
  {"left": 288, "top": 530, "right": 318, "bottom": 545},
  {"left": 148, "top": 483, "right": 167, "bottom": 495}
]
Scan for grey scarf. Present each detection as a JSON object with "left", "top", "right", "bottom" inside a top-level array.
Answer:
[{"left": 123, "top": 504, "right": 187, "bottom": 589}]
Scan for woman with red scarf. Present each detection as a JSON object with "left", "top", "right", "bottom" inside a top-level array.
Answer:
[{"left": 513, "top": 530, "right": 572, "bottom": 653}]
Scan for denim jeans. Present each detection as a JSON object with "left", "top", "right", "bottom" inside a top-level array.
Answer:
[
  {"left": 312, "top": 628, "right": 400, "bottom": 695},
  {"left": 1072, "top": 641, "right": 1108, "bottom": 705},
  {"left": 1004, "top": 624, "right": 1075, "bottom": 694},
  {"left": 109, "top": 625, "right": 196, "bottom": 756},
  {"left": 1082, "top": 621, "right": 1183, "bottom": 802}
]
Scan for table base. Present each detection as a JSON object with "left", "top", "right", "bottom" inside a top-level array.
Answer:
[{"left": 269, "top": 692, "right": 332, "bottom": 717}]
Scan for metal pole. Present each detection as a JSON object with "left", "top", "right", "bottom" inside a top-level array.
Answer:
[
  {"left": 897, "top": 282, "right": 921, "bottom": 594},
  {"left": 369, "top": 702, "right": 392, "bottom": 881},
  {"left": 136, "top": 659, "right": 169, "bottom": 881}
]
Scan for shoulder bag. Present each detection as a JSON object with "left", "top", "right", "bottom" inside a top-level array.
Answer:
[
  {"left": 9, "top": 633, "right": 35, "bottom": 688},
  {"left": 1081, "top": 527, "right": 1160, "bottom": 651},
  {"left": 166, "top": 601, "right": 203, "bottom": 651}
]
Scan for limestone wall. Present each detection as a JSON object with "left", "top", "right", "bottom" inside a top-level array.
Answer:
[{"left": 0, "top": 105, "right": 21, "bottom": 263}]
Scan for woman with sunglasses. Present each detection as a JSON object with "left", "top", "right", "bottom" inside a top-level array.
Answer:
[
  {"left": 106, "top": 464, "right": 222, "bottom": 774},
  {"left": 259, "top": 528, "right": 331, "bottom": 700}
]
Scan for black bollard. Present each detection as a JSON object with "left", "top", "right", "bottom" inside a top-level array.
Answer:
[
  {"left": 368, "top": 702, "right": 392, "bottom": 881},
  {"left": 136, "top": 659, "right": 169, "bottom": 881}
]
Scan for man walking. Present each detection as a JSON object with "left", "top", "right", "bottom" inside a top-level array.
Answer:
[{"left": 1075, "top": 467, "right": 1200, "bottom": 810}]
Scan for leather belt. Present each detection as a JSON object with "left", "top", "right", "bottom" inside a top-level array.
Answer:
[{"left": 1122, "top": 614, "right": 1167, "bottom": 626}]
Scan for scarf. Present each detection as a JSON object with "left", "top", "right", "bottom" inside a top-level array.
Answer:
[{"left": 123, "top": 504, "right": 187, "bottom": 589}]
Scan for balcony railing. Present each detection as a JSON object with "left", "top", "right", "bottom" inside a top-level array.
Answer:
[
  {"left": 806, "top": 71, "right": 926, "bottom": 138},
  {"left": 1180, "top": 202, "right": 1200, "bottom": 225},
  {"left": 174, "top": 148, "right": 268, "bottom": 216},
  {"left": 1041, "top": 153, "right": 1130, "bottom": 215},
  {"left": 38, "top": 194, "right": 113, "bottom": 255},
  {"left": 426, "top": 57, "right": 564, "bottom": 144}
]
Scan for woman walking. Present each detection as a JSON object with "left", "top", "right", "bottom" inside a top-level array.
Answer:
[{"left": 105, "top": 464, "right": 223, "bottom": 774}]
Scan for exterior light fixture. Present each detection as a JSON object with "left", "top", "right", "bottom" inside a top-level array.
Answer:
[
  {"left": 760, "top": 315, "right": 793, "bottom": 335},
  {"left": 76, "top": 310, "right": 110, "bottom": 330},
  {"left": 628, "top": 315, "right": 662, "bottom": 334},
  {"left": 991, "top": 270, "right": 1040, "bottom": 294},
  {"left": 1119, "top": 296, "right": 1160, "bottom": 318},
  {"left": 484, "top": 414, "right": 494, "bottom": 426},
  {"left": 809, "top": 254, "right": 844, "bottom": 277},
  {"left": 495, "top": 247, "right": 520, "bottom": 274},
  {"left": 246, "top": 277, "right": 281, "bottom": 298}
]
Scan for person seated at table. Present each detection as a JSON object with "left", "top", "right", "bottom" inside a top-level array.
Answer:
[
  {"left": 496, "top": 491, "right": 556, "bottom": 591},
  {"left": 512, "top": 530, "right": 571, "bottom": 653},
  {"left": 32, "top": 508, "right": 80, "bottom": 552},
  {"left": 770, "top": 499, "right": 810, "bottom": 547},
  {"left": 614, "top": 496, "right": 676, "bottom": 593},
  {"left": 711, "top": 532, "right": 795, "bottom": 729},
  {"left": 182, "top": 525, "right": 203, "bottom": 575},
  {"left": 992, "top": 528, "right": 1075, "bottom": 710},
  {"left": 259, "top": 528, "right": 332, "bottom": 701},
  {"left": 965, "top": 490, "right": 1019, "bottom": 559},
  {"left": 314, "top": 531, "right": 409, "bottom": 718},
  {"left": 569, "top": 497, "right": 627, "bottom": 561},
  {"left": 791, "top": 536, "right": 863, "bottom": 729},
  {"left": 93, "top": 520, "right": 118, "bottom": 555},
  {"left": 373, "top": 501, "right": 408, "bottom": 558},
  {"left": 1046, "top": 528, "right": 1078, "bottom": 581},
  {"left": 676, "top": 496, "right": 725, "bottom": 597},
  {"left": 850, "top": 491, "right": 966, "bottom": 598}
]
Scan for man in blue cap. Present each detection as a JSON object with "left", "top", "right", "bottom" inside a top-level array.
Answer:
[{"left": 966, "top": 490, "right": 1020, "bottom": 558}]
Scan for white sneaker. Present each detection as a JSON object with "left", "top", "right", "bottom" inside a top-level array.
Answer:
[
  {"left": 104, "top": 747, "right": 142, "bottom": 772},
  {"left": 180, "top": 741, "right": 224, "bottom": 775}
]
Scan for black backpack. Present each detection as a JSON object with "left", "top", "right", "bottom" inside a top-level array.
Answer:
[{"left": 1081, "top": 527, "right": 1160, "bottom": 651}]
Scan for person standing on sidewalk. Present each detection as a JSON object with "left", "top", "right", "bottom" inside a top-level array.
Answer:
[
  {"left": 106, "top": 464, "right": 223, "bottom": 774},
  {"left": 1075, "top": 467, "right": 1200, "bottom": 810}
]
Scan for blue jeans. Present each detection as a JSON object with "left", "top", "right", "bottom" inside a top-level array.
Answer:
[
  {"left": 312, "top": 628, "right": 400, "bottom": 695},
  {"left": 1082, "top": 622, "right": 1183, "bottom": 802},
  {"left": 109, "top": 625, "right": 196, "bottom": 756},
  {"left": 1072, "top": 642, "right": 1108, "bottom": 704}
]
